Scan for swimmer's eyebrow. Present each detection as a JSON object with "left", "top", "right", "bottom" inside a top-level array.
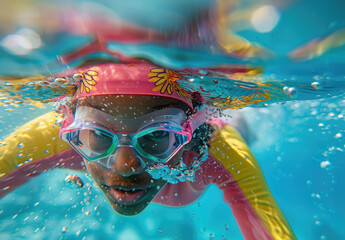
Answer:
[
  {"left": 151, "top": 103, "right": 190, "bottom": 113},
  {"left": 151, "top": 104, "right": 176, "bottom": 111}
]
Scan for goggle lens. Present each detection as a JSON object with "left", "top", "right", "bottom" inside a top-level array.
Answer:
[
  {"left": 135, "top": 129, "right": 188, "bottom": 160},
  {"left": 67, "top": 125, "right": 188, "bottom": 162},
  {"left": 68, "top": 129, "right": 117, "bottom": 160}
]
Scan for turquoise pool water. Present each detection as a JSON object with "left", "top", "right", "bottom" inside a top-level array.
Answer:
[{"left": 0, "top": 0, "right": 344, "bottom": 239}]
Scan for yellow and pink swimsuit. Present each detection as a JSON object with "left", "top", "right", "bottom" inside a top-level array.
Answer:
[{"left": 0, "top": 112, "right": 296, "bottom": 240}]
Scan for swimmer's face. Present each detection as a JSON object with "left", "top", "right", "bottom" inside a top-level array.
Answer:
[{"left": 78, "top": 95, "right": 190, "bottom": 216}]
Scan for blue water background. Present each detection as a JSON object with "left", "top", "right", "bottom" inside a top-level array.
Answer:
[
  {"left": 0, "top": 0, "right": 345, "bottom": 239},
  {"left": 1, "top": 97, "right": 344, "bottom": 240}
]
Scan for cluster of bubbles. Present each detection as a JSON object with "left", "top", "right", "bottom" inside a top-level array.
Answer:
[
  {"left": 147, "top": 138, "right": 209, "bottom": 184},
  {"left": 282, "top": 86, "right": 297, "bottom": 98},
  {"left": 0, "top": 95, "right": 25, "bottom": 111},
  {"left": 0, "top": 73, "right": 82, "bottom": 111},
  {"left": 24, "top": 73, "right": 82, "bottom": 90}
]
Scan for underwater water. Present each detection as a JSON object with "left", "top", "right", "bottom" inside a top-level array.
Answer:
[{"left": 0, "top": 0, "right": 345, "bottom": 239}]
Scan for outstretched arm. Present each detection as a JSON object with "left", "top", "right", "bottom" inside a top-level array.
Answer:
[
  {"left": 0, "top": 111, "right": 84, "bottom": 198},
  {"left": 206, "top": 119, "right": 296, "bottom": 240}
]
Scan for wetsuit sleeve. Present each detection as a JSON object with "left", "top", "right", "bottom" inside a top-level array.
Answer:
[
  {"left": 208, "top": 121, "right": 296, "bottom": 240},
  {"left": 0, "top": 111, "right": 83, "bottom": 198}
]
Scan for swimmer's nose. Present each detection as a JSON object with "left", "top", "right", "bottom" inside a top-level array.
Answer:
[{"left": 106, "top": 147, "right": 146, "bottom": 176}]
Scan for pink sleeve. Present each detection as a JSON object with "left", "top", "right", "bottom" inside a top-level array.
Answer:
[
  {"left": 202, "top": 154, "right": 274, "bottom": 240},
  {"left": 153, "top": 149, "right": 273, "bottom": 239},
  {"left": 0, "top": 149, "right": 84, "bottom": 199}
]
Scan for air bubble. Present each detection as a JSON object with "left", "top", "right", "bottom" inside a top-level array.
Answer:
[
  {"left": 311, "top": 82, "right": 320, "bottom": 89},
  {"left": 17, "top": 143, "right": 25, "bottom": 148},
  {"left": 320, "top": 161, "right": 331, "bottom": 168},
  {"left": 283, "top": 86, "right": 289, "bottom": 94},
  {"left": 72, "top": 73, "right": 84, "bottom": 82},
  {"left": 53, "top": 77, "right": 67, "bottom": 85},
  {"left": 37, "top": 81, "right": 49, "bottom": 86},
  {"left": 311, "top": 193, "right": 321, "bottom": 199},
  {"left": 65, "top": 174, "right": 84, "bottom": 188},
  {"left": 287, "top": 87, "right": 296, "bottom": 97}
]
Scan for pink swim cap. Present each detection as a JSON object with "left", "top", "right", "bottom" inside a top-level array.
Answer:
[{"left": 71, "top": 63, "right": 193, "bottom": 109}]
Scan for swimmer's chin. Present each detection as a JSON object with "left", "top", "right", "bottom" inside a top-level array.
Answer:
[{"left": 108, "top": 200, "right": 149, "bottom": 216}]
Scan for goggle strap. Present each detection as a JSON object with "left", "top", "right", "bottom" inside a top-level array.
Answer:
[{"left": 186, "top": 107, "right": 208, "bottom": 134}]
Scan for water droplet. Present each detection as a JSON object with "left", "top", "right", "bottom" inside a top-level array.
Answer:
[
  {"left": 53, "top": 77, "right": 67, "bottom": 85},
  {"left": 287, "top": 87, "right": 296, "bottom": 97},
  {"left": 61, "top": 226, "right": 68, "bottom": 233},
  {"left": 320, "top": 161, "right": 331, "bottom": 168},
  {"left": 37, "top": 80, "right": 49, "bottom": 86},
  {"left": 311, "top": 82, "right": 320, "bottom": 89},
  {"left": 65, "top": 174, "right": 84, "bottom": 188},
  {"left": 311, "top": 193, "right": 321, "bottom": 199},
  {"left": 16, "top": 163, "right": 23, "bottom": 168},
  {"left": 72, "top": 73, "right": 84, "bottom": 82},
  {"left": 335, "top": 133, "right": 342, "bottom": 138},
  {"left": 283, "top": 86, "right": 289, "bottom": 94},
  {"left": 26, "top": 82, "right": 36, "bottom": 87}
]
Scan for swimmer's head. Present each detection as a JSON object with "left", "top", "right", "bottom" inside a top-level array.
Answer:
[
  {"left": 79, "top": 95, "right": 191, "bottom": 215},
  {"left": 58, "top": 63, "right": 204, "bottom": 215}
]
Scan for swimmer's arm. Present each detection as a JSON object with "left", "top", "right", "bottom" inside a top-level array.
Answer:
[
  {"left": 207, "top": 122, "right": 296, "bottom": 240},
  {"left": 0, "top": 112, "right": 84, "bottom": 198}
]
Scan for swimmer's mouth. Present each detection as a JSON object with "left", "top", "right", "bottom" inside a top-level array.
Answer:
[{"left": 102, "top": 184, "right": 151, "bottom": 205}]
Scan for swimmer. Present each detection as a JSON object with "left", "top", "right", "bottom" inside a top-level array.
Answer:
[{"left": 0, "top": 61, "right": 296, "bottom": 240}]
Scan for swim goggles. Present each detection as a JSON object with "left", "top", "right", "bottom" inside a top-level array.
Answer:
[{"left": 59, "top": 106, "right": 207, "bottom": 167}]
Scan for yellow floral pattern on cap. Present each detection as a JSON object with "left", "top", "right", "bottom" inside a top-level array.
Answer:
[
  {"left": 75, "top": 70, "right": 98, "bottom": 94},
  {"left": 149, "top": 68, "right": 189, "bottom": 100}
]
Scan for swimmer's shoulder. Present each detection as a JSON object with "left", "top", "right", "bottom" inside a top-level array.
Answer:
[
  {"left": 0, "top": 111, "right": 70, "bottom": 176},
  {"left": 207, "top": 118, "right": 251, "bottom": 152},
  {"left": 207, "top": 118, "right": 256, "bottom": 167}
]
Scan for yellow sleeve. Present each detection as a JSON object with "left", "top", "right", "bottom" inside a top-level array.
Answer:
[
  {"left": 0, "top": 111, "right": 71, "bottom": 177},
  {"left": 209, "top": 123, "right": 296, "bottom": 240}
]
